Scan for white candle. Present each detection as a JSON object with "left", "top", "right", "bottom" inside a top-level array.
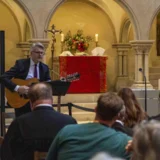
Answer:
[
  {"left": 95, "top": 34, "right": 98, "bottom": 42},
  {"left": 61, "top": 33, "right": 64, "bottom": 42}
]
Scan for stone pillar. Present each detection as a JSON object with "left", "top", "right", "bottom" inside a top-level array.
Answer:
[
  {"left": 17, "top": 42, "right": 30, "bottom": 58},
  {"left": 17, "top": 39, "right": 50, "bottom": 60},
  {"left": 112, "top": 43, "right": 131, "bottom": 90},
  {"left": 130, "top": 40, "right": 154, "bottom": 89}
]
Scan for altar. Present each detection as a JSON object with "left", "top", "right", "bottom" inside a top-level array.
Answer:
[{"left": 53, "top": 56, "right": 107, "bottom": 93}]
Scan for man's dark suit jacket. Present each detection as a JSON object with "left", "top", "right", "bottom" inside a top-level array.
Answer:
[
  {"left": 112, "top": 121, "right": 133, "bottom": 137},
  {"left": 0, "top": 58, "right": 51, "bottom": 91},
  {"left": 0, "top": 106, "right": 77, "bottom": 160}
]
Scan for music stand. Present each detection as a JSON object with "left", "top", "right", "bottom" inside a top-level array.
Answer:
[{"left": 48, "top": 80, "right": 71, "bottom": 112}]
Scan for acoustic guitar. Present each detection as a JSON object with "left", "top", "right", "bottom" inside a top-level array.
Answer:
[{"left": 5, "top": 72, "right": 80, "bottom": 109}]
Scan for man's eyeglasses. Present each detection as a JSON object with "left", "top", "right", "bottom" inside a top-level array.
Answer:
[{"left": 33, "top": 51, "right": 45, "bottom": 55}]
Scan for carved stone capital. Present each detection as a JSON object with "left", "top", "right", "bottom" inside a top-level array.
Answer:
[
  {"left": 17, "top": 42, "right": 30, "bottom": 58},
  {"left": 112, "top": 43, "right": 131, "bottom": 52},
  {"left": 17, "top": 42, "right": 30, "bottom": 48},
  {"left": 130, "top": 40, "right": 154, "bottom": 55}
]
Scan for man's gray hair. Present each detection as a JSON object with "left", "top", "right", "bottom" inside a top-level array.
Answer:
[
  {"left": 133, "top": 120, "right": 160, "bottom": 160},
  {"left": 30, "top": 42, "right": 44, "bottom": 52}
]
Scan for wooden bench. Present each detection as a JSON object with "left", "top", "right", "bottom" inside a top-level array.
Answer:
[{"left": 34, "top": 151, "right": 47, "bottom": 160}]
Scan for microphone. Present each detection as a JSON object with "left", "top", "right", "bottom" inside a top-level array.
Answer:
[
  {"left": 139, "top": 68, "right": 147, "bottom": 112},
  {"left": 139, "top": 68, "right": 143, "bottom": 72}
]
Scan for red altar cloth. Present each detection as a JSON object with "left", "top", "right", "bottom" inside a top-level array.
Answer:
[{"left": 59, "top": 56, "right": 107, "bottom": 93}]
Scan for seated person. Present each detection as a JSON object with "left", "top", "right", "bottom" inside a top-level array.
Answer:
[
  {"left": 46, "top": 92, "right": 132, "bottom": 160},
  {"left": 118, "top": 88, "right": 147, "bottom": 128},
  {"left": 112, "top": 105, "right": 133, "bottom": 136},
  {"left": 0, "top": 82, "right": 77, "bottom": 160},
  {"left": 131, "top": 120, "right": 160, "bottom": 160}
]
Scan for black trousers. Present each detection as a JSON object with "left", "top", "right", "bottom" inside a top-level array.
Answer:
[{"left": 14, "top": 102, "right": 31, "bottom": 117}]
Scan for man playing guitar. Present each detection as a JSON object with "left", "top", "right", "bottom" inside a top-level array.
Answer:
[{"left": 0, "top": 42, "right": 51, "bottom": 117}]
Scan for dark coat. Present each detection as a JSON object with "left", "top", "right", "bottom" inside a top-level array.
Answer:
[
  {"left": 112, "top": 121, "right": 133, "bottom": 137},
  {"left": 0, "top": 58, "right": 51, "bottom": 91},
  {"left": 0, "top": 106, "right": 77, "bottom": 160}
]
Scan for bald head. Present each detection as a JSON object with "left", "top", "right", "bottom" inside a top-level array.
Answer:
[{"left": 28, "top": 82, "right": 53, "bottom": 107}]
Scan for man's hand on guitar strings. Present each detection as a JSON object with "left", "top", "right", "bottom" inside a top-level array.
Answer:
[{"left": 18, "top": 86, "right": 29, "bottom": 95}]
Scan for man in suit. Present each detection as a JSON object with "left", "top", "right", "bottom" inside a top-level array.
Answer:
[
  {"left": 0, "top": 82, "right": 77, "bottom": 160},
  {"left": 112, "top": 105, "right": 133, "bottom": 137},
  {"left": 0, "top": 42, "right": 51, "bottom": 117}
]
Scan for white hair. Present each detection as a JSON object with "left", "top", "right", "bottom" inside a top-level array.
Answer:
[
  {"left": 132, "top": 120, "right": 160, "bottom": 160},
  {"left": 30, "top": 42, "right": 44, "bottom": 52}
]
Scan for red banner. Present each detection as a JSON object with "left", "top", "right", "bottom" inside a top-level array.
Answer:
[{"left": 59, "top": 56, "right": 107, "bottom": 93}]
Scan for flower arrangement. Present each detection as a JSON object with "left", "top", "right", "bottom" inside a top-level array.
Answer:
[{"left": 64, "top": 30, "right": 92, "bottom": 53}]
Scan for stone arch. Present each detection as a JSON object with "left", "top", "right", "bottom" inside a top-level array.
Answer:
[
  {"left": 120, "top": 18, "right": 131, "bottom": 43},
  {"left": 44, "top": 0, "right": 116, "bottom": 42},
  {"left": 0, "top": 1, "right": 22, "bottom": 41},
  {"left": 14, "top": 0, "right": 37, "bottom": 38},
  {"left": 148, "top": 5, "right": 160, "bottom": 38},
  {"left": 114, "top": 0, "right": 140, "bottom": 40}
]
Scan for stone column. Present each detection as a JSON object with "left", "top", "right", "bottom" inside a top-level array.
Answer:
[
  {"left": 17, "top": 42, "right": 30, "bottom": 58},
  {"left": 17, "top": 39, "right": 50, "bottom": 60},
  {"left": 130, "top": 40, "right": 154, "bottom": 89},
  {"left": 112, "top": 43, "right": 131, "bottom": 90}
]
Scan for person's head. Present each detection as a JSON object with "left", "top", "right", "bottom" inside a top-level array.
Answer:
[
  {"left": 30, "top": 42, "right": 45, "bottom": 63},
  {"left": 117, "top": 105, "right": 126, "bottom": 121},
  {"left": 132, "top": 120, "right": 160, "bottom": 160},
  {"left": 95, "top": 92, "right": 124, "bottom": 126},
  {"left": 118, "top": 88, "right": 146, "bottom": 128},
  {"left": 28, "top": 82, "right": 53, "bottom": 110}
]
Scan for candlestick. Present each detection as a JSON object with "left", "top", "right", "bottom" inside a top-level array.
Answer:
[
  {"left": 95, "top": 42, "right": 98, "bottom": 47},
  {"left": 95, "top": 34, "right": 98, "bottom": 42},
  {"left": 61, "top": 33, "right": 64, "bottom": 42},
  {"left": 61, "top": 41, "right": 64, "bottom": 53}
]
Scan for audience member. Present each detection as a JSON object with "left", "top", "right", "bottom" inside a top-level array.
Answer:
[
  {"left": 0, "top": 82, "right": 77, "bottom": 160},
  {"left": 112, "top": 105, "right": 133, "bottom": 136},
  {"left": 46, "top": 92, "right": 132, "bottom": 160},
  {"left": 118, "top": 88, "right": 147, "bottom": 128},
  {"left": 131, "top": 120, "right": 160, "bottom": 160}
]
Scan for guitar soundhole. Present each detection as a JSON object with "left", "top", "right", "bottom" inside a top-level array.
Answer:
[{"left": 20, "top": 94, "right": 28, "bottom": 99}]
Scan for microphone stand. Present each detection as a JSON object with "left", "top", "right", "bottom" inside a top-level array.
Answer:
[
  {"left": 139, "top": 68, "right": 147, "bottom": 112},
  {"left": 144, "top": 74, "right": 147, "bottom": 112}
]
